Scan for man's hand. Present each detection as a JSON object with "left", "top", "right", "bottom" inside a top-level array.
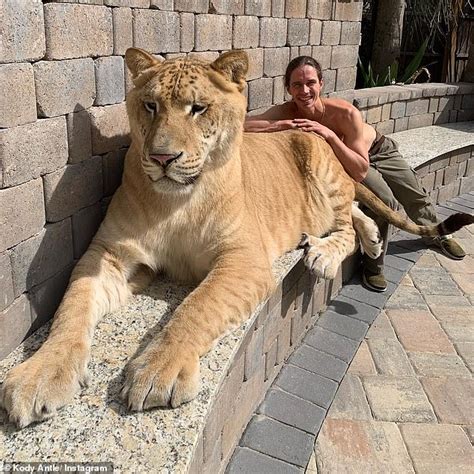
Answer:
[{"left": 293, "top": 119, "right": 336, "bottom": 140}]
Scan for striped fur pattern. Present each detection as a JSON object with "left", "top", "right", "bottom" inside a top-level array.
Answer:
[{"left": 3, "top": 48, "right": 466, "bottom": 428}]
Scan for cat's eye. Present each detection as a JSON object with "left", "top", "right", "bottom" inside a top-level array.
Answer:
[
  {"left": 144, "top": 101, "right": 157, "bottom": 114},
  {"left": 191, "top": 104, "right": 207, "bottom": 116}
]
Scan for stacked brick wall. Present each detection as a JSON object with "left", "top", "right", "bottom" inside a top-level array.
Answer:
[
  {"left": 353, "top": 83, "right": 474, "bottom": 135},
  {"left": 0, "top": 0, "right": 363, "bottom": 359},
  {"left": 419, "top": 146, "right": 474, "bottom": 204}
]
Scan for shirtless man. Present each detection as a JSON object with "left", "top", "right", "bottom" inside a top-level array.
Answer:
[{"left": 245, "top": 56, "right": 465, "bottom": 292}]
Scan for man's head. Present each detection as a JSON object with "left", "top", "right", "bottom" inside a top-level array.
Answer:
[{"left": 284, "top": 56, "right": 323, "bottom": 112}]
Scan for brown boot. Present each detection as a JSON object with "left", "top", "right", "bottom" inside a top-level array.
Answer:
[
  {"left": 434, "top": 236, "right": 466, "bottom": 260},
  {"left": 362, "top": 268, "right": 387, "bottom": 292}
]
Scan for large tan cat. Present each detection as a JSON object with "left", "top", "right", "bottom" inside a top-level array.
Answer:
[{"left": 1, "top": 48, "right": 471, "bottom": 428}]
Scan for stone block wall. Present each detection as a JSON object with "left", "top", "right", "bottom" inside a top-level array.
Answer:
[
  {"left": 0, "top": 0, "right": 363, "bottom": 359},
  {"left": 418, "top": 146, "right": 474, "bottom": 203},
  {"left": 353, "top": 83, "right": 474, "bottom": 135}
]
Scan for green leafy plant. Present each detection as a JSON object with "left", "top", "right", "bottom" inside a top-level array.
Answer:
[{"left": 358, "top": 38, "right": 429, "bottom": 88}]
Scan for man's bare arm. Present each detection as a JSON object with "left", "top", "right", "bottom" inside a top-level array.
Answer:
[
  {"left": 294, "top": 107, "right": 370, "bottom": 182},
  {"left": 326, "top": 131, "right": 370, "bottom": 182}
]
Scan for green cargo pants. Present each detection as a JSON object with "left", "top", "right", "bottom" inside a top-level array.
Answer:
[{"left": 361, "top": 135, "right": 438, "bottom": 274}]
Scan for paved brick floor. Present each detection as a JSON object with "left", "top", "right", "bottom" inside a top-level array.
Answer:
[
  {"left": 228, "top": 193, "right": 473, "bottom": 473},
  {"left": 308, "top": 218, "right": 474, "bottom": 473}
]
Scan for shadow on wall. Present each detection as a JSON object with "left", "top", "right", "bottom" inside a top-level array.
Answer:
[{"left": 15, "top": 102, "right": 130, "bottom": 353}]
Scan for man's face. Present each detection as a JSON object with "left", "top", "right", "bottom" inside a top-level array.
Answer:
[{"left": 287, "top": 65, "right": 323, "bottom": 110}]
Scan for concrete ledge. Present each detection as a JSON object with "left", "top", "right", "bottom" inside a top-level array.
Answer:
[
  {"left": 0, "top": 248, "right": 359, "bottom": 472},
  {"left": 388, "top": 121, "right": 474, "bottom": 169}
]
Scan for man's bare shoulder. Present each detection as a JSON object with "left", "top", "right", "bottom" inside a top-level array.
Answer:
[
  {"left": 324, "top": 97, "right": 359, "bottom": 117},
  {"left": 324, "top": 98, "right": 364, "bottom": 127},
  {"left": 323, "top": 97, "right": 369, "bottom": 140}
]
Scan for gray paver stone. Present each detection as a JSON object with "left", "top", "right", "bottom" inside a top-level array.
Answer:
[
  {"left": 384, "top": 254, "right": 414, "bottom": 272},
  {"left": 387, "top": 243, "right": 422, "bottom": 263},
  {"left": 328, "top": 295, "right": 380, "bottom": 323},
  {"left": 240, "top": 415, "right": 314, "bottom": 467},
  {"left": 318, "top": 310, "right": 369, "bottom": 341},
  {"left": 288, "top": 344, "right": 348, "bottom": 382},
  {"left": 304, "top": 326, "right": 360, "bottom": 363},
  {"left": 339, "top": 278, "right": 395, "bottom": 309},
  {"left": 275, "top": 364, "right": 338, "bottom": 409},
  {"left": 227, "top": 447, "right": 301, "bottom": 474},
  {"left": 383, "top": 265, "right": 406, "bottom": 284},
  {"left": 258, "top": 388, "right": 326, "bottom": 435}
]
